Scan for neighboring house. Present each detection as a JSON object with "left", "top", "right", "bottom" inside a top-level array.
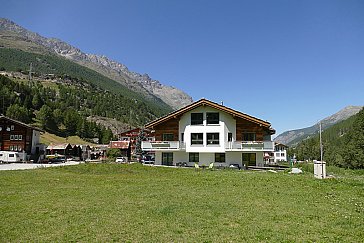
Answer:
[
  {"left": 46, "top": 143, "right": 73, "bottom": 157},
  {"left": 109, "top": 141, "right": 131, "bottom": 159},
  {"left": 0, "top": 115, "right": 44, "bottom": 160},
  {"left": 264, "top": 142, "right": 288, "bottom": 164},
  {"left": 118, "top": 128, "right": 153, "bottom": 156},
  {"left": 72, "top": 144, "right": 82, "bottom": 160},
  {"left": 118, "top": 128, "right": 141, "bottom": 141},
  {"left": 142, "top": 99, "right": 275, "bottom": 168},
  {"left": 80, "top": 144, "right": 91, "bottom": 161},
  {"left": 89, "top": 145, "right": 109, "bottom": 160},
  {"left": 274, "top": 143, "right": 288, "bottom": 162}
]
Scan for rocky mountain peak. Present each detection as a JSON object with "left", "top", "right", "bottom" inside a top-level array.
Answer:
[
  {"left": 275, "top": 105, "right": 363, "bottom": 146},
  {"left": 0, "top": 18, "right": 193, "bottom": 109}
]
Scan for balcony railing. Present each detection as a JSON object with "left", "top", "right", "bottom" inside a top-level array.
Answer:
[
  {"left": 226, "top": 141, "right": 274, "bottom": 151},
  {"left": 142, "top": 141, "right": 185, "bottom": 150}
]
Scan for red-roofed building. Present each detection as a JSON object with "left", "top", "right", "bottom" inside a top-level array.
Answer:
[
  {"left": 117, "top": 128, "right": 153, "bottom": 159},
  {"left": 109, "top": 140, "right": 131, "bottom": 159}
]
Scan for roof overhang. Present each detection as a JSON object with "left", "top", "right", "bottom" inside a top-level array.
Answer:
[
  {"left": 0, "top": 115, "right": 44, "bottom": 132},
  {"left": 145, "top": 98, "right": 275, "bottom": 134}
]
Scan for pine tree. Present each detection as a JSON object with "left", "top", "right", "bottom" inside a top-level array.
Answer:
[
  {"left": 135, "top": 129, "right": 146, "bottom": 155},
  {"left": 342, "top": 108, "right": 364, "bottom": 169},
  {"left": 6, "top": 104, "right": 31, "bottom": 123},
  {"left": 37, "top": 104, "right": 56, "bottom": 130}
]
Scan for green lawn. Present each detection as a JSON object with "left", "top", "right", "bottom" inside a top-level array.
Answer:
[{"left": 0, "top": 164, "right": 363, "bottom": 242}]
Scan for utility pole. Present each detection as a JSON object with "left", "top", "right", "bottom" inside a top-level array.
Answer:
[
  {"left": 28, "top": 63, "right": 33, "bottom": 87},
  {"left": 1, "top": 96, "right": 4, "bottom": 115},
  {"left": 319, "top": 121, "right": 324, "bottom": 179},
  {"left": 319, "top": 122, "right": 323, "bottom": 162}
]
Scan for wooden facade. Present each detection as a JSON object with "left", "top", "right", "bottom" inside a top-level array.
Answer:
[
  {"left": 153, "top": 118, "right": 180, "bottom": 141},
  {"left": 235, "top": 117, "right": 266, "bottom": 141},
  {"left": 0, "top": 116, "right": 42, "bottom": 154},
  {"left": 46, "top": 143, "right": 73, "bottom": 156}
]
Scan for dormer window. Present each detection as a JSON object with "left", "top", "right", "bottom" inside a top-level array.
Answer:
[
  {"left": 191, "top": 113, "right": 203, "bottom": 125},
  {"left": 207, "top": 112, "right": 219, "bottom": 125}
]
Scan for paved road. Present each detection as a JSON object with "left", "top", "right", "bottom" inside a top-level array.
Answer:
[{"left": 0, "top": 161, "right": 82, "bottom": 171}]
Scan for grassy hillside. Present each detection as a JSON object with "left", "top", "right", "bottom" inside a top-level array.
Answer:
[
  {"left": 40, "top": 132, "right": 96, "bottom": 146},
  {"left": 0, "top": 164, "right": 363, "bottom": 242}
]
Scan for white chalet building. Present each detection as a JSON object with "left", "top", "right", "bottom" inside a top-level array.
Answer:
[
  {"left": 142, "top": 99, "right": 276, "bottom": 168},
  {"left": 264, "top": 142, "right": 289, "bottom": 164}
]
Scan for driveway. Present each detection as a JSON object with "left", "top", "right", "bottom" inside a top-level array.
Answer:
[{"left": 0, "top": 161, "right": 82, "bottom": 171}]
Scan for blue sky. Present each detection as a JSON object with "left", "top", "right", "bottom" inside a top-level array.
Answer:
[{"left": 1, "top": 0, "right": 364, "bottom": 136}]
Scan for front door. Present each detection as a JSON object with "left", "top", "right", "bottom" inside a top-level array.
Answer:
[
  {"left": 162, "top": 152, "right": 173, "bottom": 166},
  {"left": 242, "top": 153, "right": 256, "bottom": 167}
]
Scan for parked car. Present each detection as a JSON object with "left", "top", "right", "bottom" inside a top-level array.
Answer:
[
  {"left": 141, "top": 155, "right": 155, "bottom": 164},
  {"left": 48, "top": 156, "right": 66, "bottom": 164},
  {"left": 115, "top": 157, "right": 127, "bottom": 163}
]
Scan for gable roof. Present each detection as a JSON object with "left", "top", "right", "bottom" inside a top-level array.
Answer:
[
  {"left": 109, "top": 141, "right": 130, "bottom": 149},
  {"left": 275, "top": 142, "right": 289, "bottom": 148},
  {"left": 0, "top": 115, "right": 44, "bottom": 132},
  {"left": 46, "top": 143, "right": 72, "bottom": 150},
  {"left": 145, "top": 98, "right": 275, "bottom": 134}
]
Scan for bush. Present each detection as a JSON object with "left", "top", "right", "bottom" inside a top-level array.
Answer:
[{"left": 106, "top": 148, "right": 122, "bottom": 159}]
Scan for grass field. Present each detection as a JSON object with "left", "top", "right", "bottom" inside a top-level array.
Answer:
[{"left": 0, "top": 163, "right": 363, "bottom": 242}]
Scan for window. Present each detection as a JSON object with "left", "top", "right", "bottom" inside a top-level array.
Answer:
[
  {"left": 162, "top": 152, "right": 173, "bottom": 166},
  {"left": 189, "top": 153, "right": 199, "bottom": 162},
  {"left": 207, "top": 112, "right": 219, "bottom": 125},
  {"left": 18, "top": 135, "right": 22, "bottom": 140},
  {"left": 9, "top": 154, "right": 15, "bottom": 157},
  {"left": 191, "top": 113, "right": 203, "bottom": 125},
  {"left": 191, "top": 133, "right": 203, "bottom": 145},
  {"left": 243, "top": 132, "right": 256, "bottom": 142},
  {"left": 9, "top": 146, "right": 13, "bottom": 151},
  {"left": 281, "top": 153, "right": 285, "bottom": 157},
  {"left": 181, "top": 133, "right": 184, "bottom": 142},
  {"left": 162, "top": 133, "right": 174, "bottom": 141},
  {"left": 228, "top": 133, "right": 233, "bottom": 142},
  {"left": 14, "top": 135, "right": 18, "bottom": 140},
  {"left": 215, "top": 153, "right": 225, "bottom": 163},
  {"left": 18, "top": 145, "right": 22, "bottom": 151},
  {"left": 11, "top": 125, "right": 14, "bottom": 130},
  {"left": 207, "top": 133, "right": 219, "bottom": 145},
  {"left": 10, "top": 135, "right": 14, "bottom": 140}
]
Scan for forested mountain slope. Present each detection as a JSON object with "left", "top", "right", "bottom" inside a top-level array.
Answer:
[
  {"left": 275, "top": 106, "right": 363, "bottom": 146},
  {"left": 0, "top": 69, "right": 165, "bottom": 143},
  {"left": 0, "top": 18, "right": 193, "bottom": 109},
  {"left": 289, "top": 108, "right": 364, "bottom": 169}
]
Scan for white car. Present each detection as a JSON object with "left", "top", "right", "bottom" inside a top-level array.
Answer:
[{"left": 115, "top": 157, "right": 127, "bottom": 163}]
